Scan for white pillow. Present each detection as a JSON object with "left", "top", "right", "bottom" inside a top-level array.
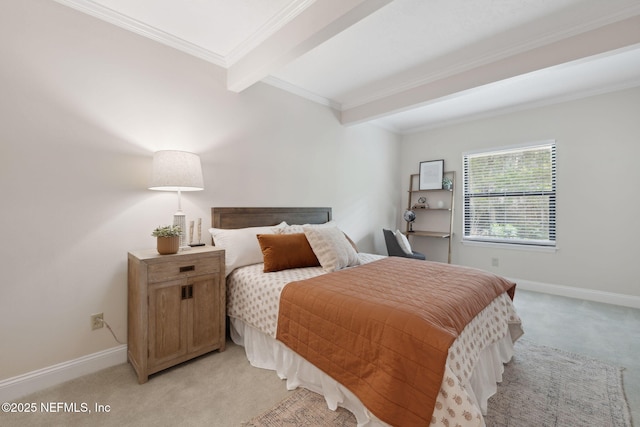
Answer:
[
  {"left": 303, "top": 225, "right": 359, "bottom": 272},
  {"left": 209, "top": 222, "right": 286, "bottom": 276},
  {"left": 394, "top": 229, "right": 412, "bottom": 255},
  {"left": 275, "top": 223, "right": 304, "bottom": 234},
  {"left": 275, "top": 220, "right": 337, "bottom": 235}
]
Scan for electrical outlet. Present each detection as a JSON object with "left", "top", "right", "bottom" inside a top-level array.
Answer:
[
  {"left": 91, "top": 313, "right": 104, "bottom": 330},
  {"left": 491, "top": 257, "right": 499, "bottom": 267}
]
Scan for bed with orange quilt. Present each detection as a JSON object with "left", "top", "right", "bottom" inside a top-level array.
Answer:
[{"left": 210, "top": 207, "right": 523, "bottom": 427}]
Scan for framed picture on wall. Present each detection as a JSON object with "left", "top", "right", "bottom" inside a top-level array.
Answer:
[{"left": 419, "top": 159, "right": 444, "bottom": 190}]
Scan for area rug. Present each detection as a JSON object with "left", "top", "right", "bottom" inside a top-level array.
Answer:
[
  {"left": 243, "top": 339, "right": 632, "bottom": 427},
  {"left": 242, "top": 387, "right": 356, "bottom": 426},
  {"left": 484, "top": 339, "right": 632, "bottom": 427}
]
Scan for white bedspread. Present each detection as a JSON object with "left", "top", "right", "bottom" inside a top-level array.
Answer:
[{"left": 227, "top": 254, "right": 523, "bottom": 426}]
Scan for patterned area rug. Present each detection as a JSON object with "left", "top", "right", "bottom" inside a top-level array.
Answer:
[
  {"left": 242, "top": 388, "right": 355, "bottom": 426},
  {"left": 243, "top": 340, "right": 632, "bottom": 427},
  {"left": 484, "top": 339, "right": 632, "bottom": 427}
]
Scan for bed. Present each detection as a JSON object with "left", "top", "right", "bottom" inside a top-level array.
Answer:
[{"left": 210, "top": 207, "right": 523, "bottom": 427}]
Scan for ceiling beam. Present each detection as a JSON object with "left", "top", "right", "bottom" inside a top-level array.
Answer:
[
  {"left": 341, "top": 15, "right": 640, "bottom": 125},
  {"left": 226, "top": 0, "right": 392, "bottom": 93}
]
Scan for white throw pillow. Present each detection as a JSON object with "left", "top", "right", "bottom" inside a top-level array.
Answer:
[
  {"left": 275, "top": 220, "right": 337, "bottom": 235},
  {"left": 394, "top": 229, "right": 412, "bottom": 255},
  {"left": 209, "top": 222, "right": 286, "bottom": 276},
  {"left": 303, "top": 225, "right": 359, "bottom": 272}
]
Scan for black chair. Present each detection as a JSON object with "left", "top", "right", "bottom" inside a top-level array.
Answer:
[{"left": 382, "top": 229, "right": 426, "bottom": 260}]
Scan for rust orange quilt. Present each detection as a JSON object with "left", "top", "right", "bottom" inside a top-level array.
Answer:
[{"left": 276, "top": 257, "right": 515, "bottom": 426}]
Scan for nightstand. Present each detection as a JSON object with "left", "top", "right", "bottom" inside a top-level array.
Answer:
[{"left": 127, "top": 246, "right": 225, "bottom": 384}]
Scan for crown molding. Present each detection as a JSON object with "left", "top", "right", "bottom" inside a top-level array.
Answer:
[
  {"left": 262, "top": 76, "right": 342, "bottom": 111},
  {"left": 225, "top": 0, "right": 315, "bottom": 67},
  {"left": 387, "top": 78, "right": 640, "bottom": 135},
  {"left": 53, "top": 0, "right": 227, "bottom": 67},
  {"left": 55, "top": 0, "right": 317, "bottom": 70}
]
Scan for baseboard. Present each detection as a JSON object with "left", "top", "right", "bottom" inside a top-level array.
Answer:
[
  {"left": 512, "top": 278, "right": 640, "bottom": 309},
  {"left": 0, "top": 345, "right": 127, "bottom": 403}
]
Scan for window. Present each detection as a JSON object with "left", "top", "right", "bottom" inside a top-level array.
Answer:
[{"left": 463, "top": 141, "right": 556, "bottom": 247}]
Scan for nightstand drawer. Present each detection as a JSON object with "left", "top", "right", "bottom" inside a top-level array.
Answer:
[{"left": 147, "top": 255, "right": 221, "bottom": 283}]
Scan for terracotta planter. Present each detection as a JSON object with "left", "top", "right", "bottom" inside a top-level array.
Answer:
[{"left": 157, "top": 236, "right": 179, "bottom": 255}]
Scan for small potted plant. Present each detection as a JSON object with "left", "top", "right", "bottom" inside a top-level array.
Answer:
[
  {"left": 442, "top": 177, "right": 453, "bottom": 190},
  {"left": 152, "top": 225, "right": 182, "bottom": 255}
]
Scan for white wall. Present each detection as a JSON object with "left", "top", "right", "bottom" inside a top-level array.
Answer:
[
  {"left": 400, "top": 87, "right": 640, "bottom": 299},
  {"left": 0, "top": 0, "right": 400, "bottom": 381}
]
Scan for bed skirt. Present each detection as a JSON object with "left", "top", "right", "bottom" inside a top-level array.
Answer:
[{"left": 230, "top": 316, "right": 521, "bottom": 427}]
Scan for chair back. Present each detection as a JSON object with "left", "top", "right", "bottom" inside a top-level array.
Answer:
[
  {"left": 382, "top": 229, "right": 427, "bottom": 260},
  {"left": 383, "top": 229, "right": 407, "bottom": 257}
]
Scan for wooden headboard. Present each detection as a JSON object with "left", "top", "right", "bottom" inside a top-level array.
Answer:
[{"left": 211, "top": 207, "right": 332, "bottom": 229}]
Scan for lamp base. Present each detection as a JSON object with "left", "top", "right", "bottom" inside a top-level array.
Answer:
[{"left": 173, "top": 211, "right": 188, "bottom": 249}]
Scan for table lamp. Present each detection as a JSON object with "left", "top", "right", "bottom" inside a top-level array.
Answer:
[{"left": 149, "top": 150, "right": 204, "bottom": 249}]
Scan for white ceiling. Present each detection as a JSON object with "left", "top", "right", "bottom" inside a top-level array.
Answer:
[{"left": 55, "top": 0, "right": 640, "bottom": 134}]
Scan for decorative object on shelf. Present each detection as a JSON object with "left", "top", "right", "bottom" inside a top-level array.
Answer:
[
  {"left": 403, "top": 209, "right": 416, "bottom": 232},
  {"left": 152, "top": 224, "right": 182, "bottom": 255},
  {"left": 149, "top": 150, "right": 204, "bottom": 249},
  {"left": 442, "top": 177, "right": 453, "bottom": 190},
  {"left": 419, "top": 159, "right": 444, "bottom": 190},
  {"left": 412, "top": 196, "right": 428, "bottom": 209}
]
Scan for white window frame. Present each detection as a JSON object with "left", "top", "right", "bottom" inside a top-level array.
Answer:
[{"left": 462, "top": 141, "right": 556, "bottom": 248}]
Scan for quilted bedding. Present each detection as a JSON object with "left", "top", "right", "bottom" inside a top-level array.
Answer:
[{"left": 276, "top": 257, "right": 516, "bottom": 426}]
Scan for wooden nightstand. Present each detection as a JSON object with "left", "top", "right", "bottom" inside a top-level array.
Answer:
[{"left": 127, "top": 246, "right": 225, "bottom": 384}]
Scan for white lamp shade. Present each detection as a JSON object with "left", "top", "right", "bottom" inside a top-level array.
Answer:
[{"left": 149, "top": 150, "right": 204, "bottom": 191}]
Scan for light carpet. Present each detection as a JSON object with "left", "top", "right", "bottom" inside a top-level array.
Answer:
[{"left": 244, "top": 339, "right": 632, "bottom": 427}]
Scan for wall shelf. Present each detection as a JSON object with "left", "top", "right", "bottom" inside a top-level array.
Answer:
[{"left": 406, "top": 171, "right": 455, "bottom": 263}]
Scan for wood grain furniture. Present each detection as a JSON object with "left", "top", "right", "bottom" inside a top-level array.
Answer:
[
  {"left": 406, "top": 171, "right": 455, "bottom": 263},
  {"left": 211, "top": 206, "right": 331, "bottom": 230},
  {"left": 127, "top": 245, "right": 225, "bottom": 384}
]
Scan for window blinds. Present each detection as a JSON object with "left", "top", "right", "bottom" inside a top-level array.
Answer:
[{"left": 463, "top": 142, "right": 556, "bottom": 246}]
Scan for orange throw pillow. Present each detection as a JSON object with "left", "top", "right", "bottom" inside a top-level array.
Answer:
[{"left": 257, "top": 233, "right": 320, "bottom": 272}]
